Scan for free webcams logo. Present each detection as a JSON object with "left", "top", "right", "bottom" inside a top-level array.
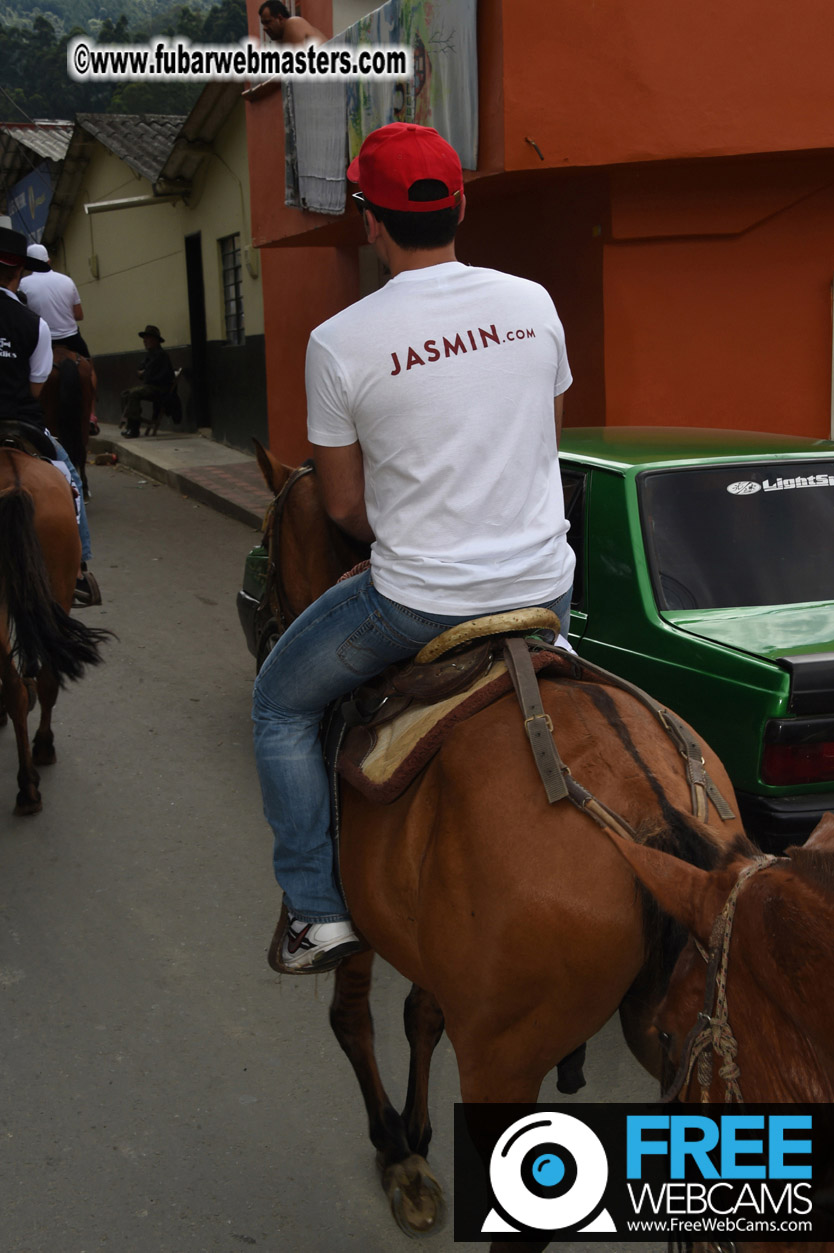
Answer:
[{"left": 454, "top": 1103, "right": 831, "bottom": 1243}]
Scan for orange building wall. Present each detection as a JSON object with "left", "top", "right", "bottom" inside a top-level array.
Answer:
[
  {"left": 604, "top": 157, "right": 834, "bottom": 436},
  {"left": 246, "top": 0, "right": 834, "bottom": 452},
  {"left": 260, "top": 244, "right": 359, "bottom": 464},
  {"left": 501, "top": 0, "right": 834, "bottom": 172},
  {"left": 460, "top": 173, "right": 608, "bottom": 427}
]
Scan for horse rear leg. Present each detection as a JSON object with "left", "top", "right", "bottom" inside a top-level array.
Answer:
[
  {"left": 401, "top": 983, "right": 444, "bottom": 1158},
  {"left": 32, "top": 665, "right": 59, "bottom": 766},
  {"left": 329, "top": 950, "right": 412, "bottom": 1162},
  {"left": 1, "top": 656, "right": 41, "bottom": 814},
  {"left": 456, "top": 1047, "right": 554, "bottom": 1253},
  {"left": 329, "top": 953, "right": 444, "bottom": 1237}
]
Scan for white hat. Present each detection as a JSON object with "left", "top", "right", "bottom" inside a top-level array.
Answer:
[{"left": 26, "top": 243, "right": 49, "bottom": 264}]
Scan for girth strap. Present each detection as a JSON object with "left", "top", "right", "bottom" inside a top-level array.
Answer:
[{"left": 503, "top": 637, "right": 569, "bottom": 803}]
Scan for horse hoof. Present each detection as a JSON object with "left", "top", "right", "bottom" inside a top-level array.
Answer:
[
  {"left": 380, "top": 1153, "right": 445, "bottom": 1238},
  {"left": 556, "top": 1067, "right": 587, "bottom": 1094},
  {"left": 33, "top": 738, "right": 56, "bottom": 767},
  {"left": 14, "top": 794, "right": 42, "bottom": 816},
  {"left": 556, "top": 1041, "right": 587, "bottom": 1094}
]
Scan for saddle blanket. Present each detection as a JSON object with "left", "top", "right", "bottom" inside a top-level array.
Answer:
[{"left": 338, "top": 634, "right": 573, "bottom": 804}]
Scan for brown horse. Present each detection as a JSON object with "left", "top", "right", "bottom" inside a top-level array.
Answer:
[
  {"left": 39, "top": 345, "right": 95, "bottom": 500},
  {"left": 599, "top": 810, "right": 834, "bottom": 1104},
  {"left": 595, "top": 814, "right": 834, "bottom": 1253},
  {"left": 254, "top": 444, "right": 756, "bottom": 1249},
  {"left": 0, "top": 447, "right": 110, "bottom": 814}
]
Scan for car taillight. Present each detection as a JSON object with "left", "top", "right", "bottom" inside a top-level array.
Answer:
[{"left": 761, "top": 740, "right": 834, "bottom": 786}]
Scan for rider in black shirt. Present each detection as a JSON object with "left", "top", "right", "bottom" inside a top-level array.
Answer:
[{"left": 0, "top": 226, "right": 100, "bottom": 604}]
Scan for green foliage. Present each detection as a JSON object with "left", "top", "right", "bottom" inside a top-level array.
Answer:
[{"left": 0, "top": 0, "right": 247, "bottom": 119}]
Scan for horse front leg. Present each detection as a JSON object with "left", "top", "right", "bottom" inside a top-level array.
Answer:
[
  {"left": 371, "top": 983, "right": 447, "bottom": 1237},
  {"left": 32, "top": 665, "right": 59, "bottom": 766},
  {"left": 328, "top": 953, "right": 443, "bottom": 1237}
]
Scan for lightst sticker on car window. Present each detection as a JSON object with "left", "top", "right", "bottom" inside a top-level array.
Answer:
[{"left": 727, "top": 475, "right": 834, "bottom": 495}]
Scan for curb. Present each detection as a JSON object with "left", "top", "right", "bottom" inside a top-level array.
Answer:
[{"left": 89, "top": 435, "right": 264, "bottom": 530}]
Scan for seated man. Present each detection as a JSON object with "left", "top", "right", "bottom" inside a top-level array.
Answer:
[
  {"left": 120, "top": 324, "right": 175, "bottom": 438},
  {"left": 0, "top": 226, "right": 98, "bottom": 604}
]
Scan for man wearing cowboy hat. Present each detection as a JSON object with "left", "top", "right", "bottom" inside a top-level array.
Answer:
[
  {"left": 0, "top": 226, "right": 99, "bottom": 604},
  {"left": 120, "top": 324, "right": 175, "bottom": 438}
]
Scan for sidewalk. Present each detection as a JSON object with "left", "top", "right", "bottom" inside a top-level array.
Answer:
[{"left": 89, "top": 424, "right": 272, "bottom": 530}]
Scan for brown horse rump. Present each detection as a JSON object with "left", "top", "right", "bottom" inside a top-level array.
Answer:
[{"left": 337, "top": 646, "right": 556, "bottom": 803}]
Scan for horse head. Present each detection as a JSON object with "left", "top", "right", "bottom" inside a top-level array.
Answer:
[
  {"left": 252, "top": 441, "right": 369, "bottom": 619},
  {"left": 596, "top": 813, "right": 834, "bottom": 1103}
]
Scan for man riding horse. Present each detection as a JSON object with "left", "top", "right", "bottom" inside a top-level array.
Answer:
[
  {"left": 252, "top": 123, "right": 575, "bottom": 973},
  {"left": 0, "top": 226, "right": 99, "bottom": 605}
]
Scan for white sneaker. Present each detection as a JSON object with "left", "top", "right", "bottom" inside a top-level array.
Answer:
[{"left": 278, "top": 914, "right": 361, "bottom": 974}]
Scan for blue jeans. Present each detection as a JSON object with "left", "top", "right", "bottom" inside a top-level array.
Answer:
[
  {"left": 252, "top": 569, "right": 572, "bottom": 922},
  {"left": 52, "top": 439, "right": 92, "bottom": 562}
]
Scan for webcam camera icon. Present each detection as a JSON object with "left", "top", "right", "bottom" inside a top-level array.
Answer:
[{"left": 481, "top": 1112, "right": 616, "bottom": 1234}]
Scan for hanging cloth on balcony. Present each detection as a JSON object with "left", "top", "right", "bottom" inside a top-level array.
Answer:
[
  {"left": 283, "top": 0, "right": 478, "bottom": 215},
  {"left": 346, "top": 0, "right": 478, "bottom": 171},
  {"left": 283, "top": 35, "right": 348, "bottom": 216}
]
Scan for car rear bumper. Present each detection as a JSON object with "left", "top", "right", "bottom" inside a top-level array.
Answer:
[
  {"left": 736, "top": 788, "right": 834, "bottom": 853},
  {"left": 237, "top": 588, "right": 259, "bottom": 659}
]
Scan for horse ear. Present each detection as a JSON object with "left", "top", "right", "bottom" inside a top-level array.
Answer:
[
  {"left": 798, "top": 811, "right": 834, "bottom": 854},
  {"left": 597, "top": 827, "right": 732, "bottom": 946},
  {"left": 252, "top": 438, "right": 291, "bottom": 496}
]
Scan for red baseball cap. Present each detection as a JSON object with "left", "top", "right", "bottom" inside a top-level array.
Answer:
[{"left": 346, "top": 123, "right": 463, "bottom": 213}]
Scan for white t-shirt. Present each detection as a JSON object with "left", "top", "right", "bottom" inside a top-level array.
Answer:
[
  {"left": 19, "top": 269, "right": 81, "bottom": 339},
  {"left": 306, "top": 261, "right": 575, "bottom": 615}
]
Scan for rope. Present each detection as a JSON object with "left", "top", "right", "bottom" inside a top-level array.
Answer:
[{"left": 670, "top": 856, "right": 777, "bottom": 1104}]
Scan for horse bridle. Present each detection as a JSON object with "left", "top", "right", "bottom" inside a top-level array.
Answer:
[
  {"left": 260, "top": 459, "right": 314, "bottom": 636},
  {"left": 661, "top": 854, "right": 778, "bottom": 1105}
]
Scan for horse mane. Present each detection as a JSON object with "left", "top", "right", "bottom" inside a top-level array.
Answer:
[
  {"left": 633, "top": 803, "right": 757, "bottom": 990},
  {"left": 785, "top": 844, "right": 834, "bottom": 897}
]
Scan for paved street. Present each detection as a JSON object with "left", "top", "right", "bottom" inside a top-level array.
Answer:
[{"left": 1, "top": 461, "right": 660, "bottom": 1253}]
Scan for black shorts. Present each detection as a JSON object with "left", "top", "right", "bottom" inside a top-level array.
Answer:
[{"left": 53, "top": 331, "right": 91, "bottom": 358}]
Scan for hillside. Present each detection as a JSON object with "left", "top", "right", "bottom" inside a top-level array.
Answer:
[
  {"left": 0, "top": 0, "right": 246, "bottom": 117},
  {"left": 1, "top": 0, "right": 224, "bottom": 39}
]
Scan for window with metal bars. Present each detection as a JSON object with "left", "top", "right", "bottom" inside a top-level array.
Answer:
[{"left": 220, "top": 233, "right": 244, "bottom": 345}]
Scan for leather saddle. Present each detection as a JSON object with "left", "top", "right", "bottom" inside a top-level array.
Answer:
[
  {"left": 328, "top": 609, "right": 562, "bottom": 805},
  {"left": 0, "top": 419, "right": 57, "bottom": 461},
  {"left": 340, "top": 606, "right": 561, "bottom": 733}
]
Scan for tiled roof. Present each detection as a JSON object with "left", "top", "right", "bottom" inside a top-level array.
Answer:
[
  {"left": 76, "top": 113, "right": 187, "bottom": 183},
  {"left": 0, "top": 122, "right": 73, "bottom": 162}
]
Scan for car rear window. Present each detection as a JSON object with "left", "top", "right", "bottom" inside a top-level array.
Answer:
[{"left": 639, "top": 462, "right": 834, "bottom": 609}]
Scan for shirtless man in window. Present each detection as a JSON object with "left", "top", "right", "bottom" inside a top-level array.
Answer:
[{"left": 259, "top": 0, "right": 325, "bottom": 44}]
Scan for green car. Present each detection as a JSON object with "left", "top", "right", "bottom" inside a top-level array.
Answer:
[
  {"left": 238, "top": 426, "right": 834, "bottom": 852},
  {"left": 559, "top": 427, "right": 834, "bottom": 851}
]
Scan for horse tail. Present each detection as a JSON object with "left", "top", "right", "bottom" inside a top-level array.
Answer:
[{"left": 0, "top": 486, "right": 111, "bottom": 683}]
